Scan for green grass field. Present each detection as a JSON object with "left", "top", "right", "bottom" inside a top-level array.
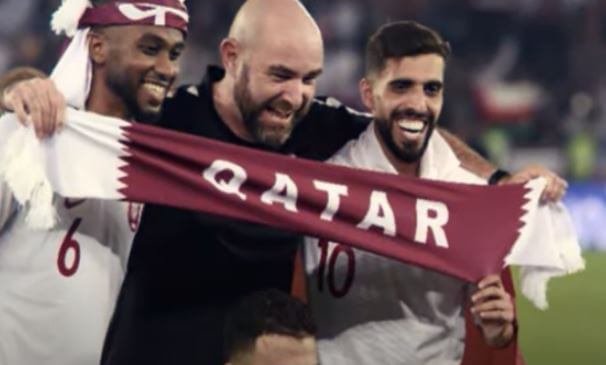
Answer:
[{"left": 515, "top": 251, "right": 606, "bottom": 365}]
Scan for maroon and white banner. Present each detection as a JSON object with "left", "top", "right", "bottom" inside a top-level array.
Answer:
[
  {"left": 0, "top": 108, "right": 584, "bottom": 309},
  {"left": 120, "top": 122, "right": 529, "bottom": 282}
]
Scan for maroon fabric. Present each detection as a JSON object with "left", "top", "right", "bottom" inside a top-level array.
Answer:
[
  {"left": 118, "top": 122, "right": 531, "bottom": 284},
  {"left": 79, "top": 0, "right": 188, "bottom": 33}
]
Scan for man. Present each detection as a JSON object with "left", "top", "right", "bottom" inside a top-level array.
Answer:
[
  {"left": 304, "top": 21, "right": 518, "bottom": 365},
  {"left": 224, "top": 289, "right": 318, "bottom": 365},
  {"left": 0, "top": 1, "right": 187, "bottom": 364},
  {"left": 0, "top": 1, "right": 566, "bottom": 364}
]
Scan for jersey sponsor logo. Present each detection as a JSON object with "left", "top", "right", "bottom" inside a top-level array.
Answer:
[
  {"left": 64, "top": 198, "right": 86, "bottom": 209},
  {"left": 127, "top": 202, "right": 143, "bottom": 232},
  {"left": 117, "top": 3, "right": 189, "bottom": 25}
]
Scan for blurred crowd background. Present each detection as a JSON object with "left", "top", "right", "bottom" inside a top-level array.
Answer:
[
  {"left": 0, "top": 1, "right": 604, "bottom": 363},
  {"left": 1, "top": 0, "right": 605, "bottom": 250}
]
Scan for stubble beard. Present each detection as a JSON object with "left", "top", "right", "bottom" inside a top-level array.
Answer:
[{"left": 233, "top": 65, "right": 309, "bottom": 150}]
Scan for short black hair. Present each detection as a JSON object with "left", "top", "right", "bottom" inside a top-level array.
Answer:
[
  {"left": 365, "top": 20, "right": 451, "bottom": 78},
  {"left": 224, "top": 289, "right": 316, "bottom": 361}
]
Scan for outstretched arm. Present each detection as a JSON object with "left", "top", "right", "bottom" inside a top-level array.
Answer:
[
  {"left": 438, "top": 128, "right": 568, "bottom": 202},
  {"left": 437, "top": 127, "right": 496, "bottom": 180}
]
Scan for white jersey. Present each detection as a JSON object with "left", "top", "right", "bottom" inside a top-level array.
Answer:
[
  {"left": 304, "top": 123, "right": 485, "bottom": 365},
  {"left": 0, "top": 182, "right": 142, "bottom": 365}
]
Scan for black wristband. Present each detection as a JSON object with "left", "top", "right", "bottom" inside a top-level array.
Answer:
[{"left": 488, "top": 169, "right": 510, "bottom": 185}]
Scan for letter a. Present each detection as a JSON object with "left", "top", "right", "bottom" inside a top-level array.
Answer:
[
  {"left": 261, "top": 173, "right": 299, "bottom": 212},
  {"left": 357, "top": 191, "right": 396, "bottom": 236}
]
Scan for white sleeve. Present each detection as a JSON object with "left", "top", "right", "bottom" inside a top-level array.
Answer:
[{"left": 0, "top": 181, "right": 16, "bottom": 231}]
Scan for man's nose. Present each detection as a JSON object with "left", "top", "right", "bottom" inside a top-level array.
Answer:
[
  {"left": 280, "top": 79, "right": 305, "bottom": 109},
  {"left": 404, "top": 87, "right": 429, "bottom": 113},
  {"left": 155, "top": 52, "right": 178, "bottom": 80}
]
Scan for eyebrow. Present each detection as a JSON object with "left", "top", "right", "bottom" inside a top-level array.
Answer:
[
  {"left": 388, "top": 78, "right": 443, "bottom": 87},
  {"left": 268, "top": 65, "right": 323, "bottom": 79},
  {"left": 139, "top": 33, "right": 185, "bottom": 49}
]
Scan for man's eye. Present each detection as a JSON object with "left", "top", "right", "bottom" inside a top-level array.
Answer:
[
  {"left": 272, "top": 73, "right": 290, "bottom": 81},
  {"left": 425, "top": 83, "right": 442, "bottom": 96},
  {"left": 303, "top": 76, "right": 317, "bottom": 85},
  {"left": 140, "top": 45, "right": 159, "bottom": 55},
  {"left": 170, "top": 49, "right": 182, "bottom": 61},
  {"left": 390, "top": 81, "right": 411, "bottom": 92}
]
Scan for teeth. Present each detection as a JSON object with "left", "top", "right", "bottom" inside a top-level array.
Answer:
[
  {"left": 267, "top": 107, "right": 291, "bottom": 119},
  {"left": 142, "top": 83, "right": 166, "bottom": 97},
  {"left": 398, "top": 120, "right": 424, "bottom": 132}
]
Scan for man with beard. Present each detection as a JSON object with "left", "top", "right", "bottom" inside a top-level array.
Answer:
[
  {"left": 0, "top": 1, "right": 187, "bottom": 364},
  {"left": 303, "top": 21, "right": 517, "bottom": 365},
  {"left": 0, "top": 1, "right": 565, "bottom": 364}
]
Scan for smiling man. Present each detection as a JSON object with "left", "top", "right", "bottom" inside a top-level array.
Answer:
[
  {"left": 0, "top": 1, "right": 187, "bottom": 364},
  {"left": 0, "top": 2, "right": 564, "bottom": 364},
  {"left": 304, "top": 21, "right": 516, "bottom": 365}
]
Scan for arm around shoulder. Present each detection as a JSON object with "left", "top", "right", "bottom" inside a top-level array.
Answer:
[
  {"left": 437, "top": 127, "right": 497, "bottom": 180},
  {"left": 0, "top": 67, "right": 47, "bottom": 111}
]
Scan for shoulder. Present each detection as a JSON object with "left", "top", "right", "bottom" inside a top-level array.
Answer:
[
  {"left": 159, "top": 83, "right": 208, "bottom": 132},
  {"left": 307, "top": 97, "right": 371, "bottom": 128},
  {"left": 287, "top": 97, "right": 371, "bottom": 161}
]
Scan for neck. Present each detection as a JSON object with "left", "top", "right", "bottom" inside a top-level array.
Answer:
[
  {"left": 213, "top": 75, "right": 255, "bottom": 142},
  {"left": 373, "top": 123, "right": 420, "bottom": 177},
  {"left": 85, "top": 73, "right": 131, "bottom": 120}
]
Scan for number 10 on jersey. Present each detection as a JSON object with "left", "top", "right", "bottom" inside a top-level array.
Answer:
[{"left": 316, "top": 239, "right": 356, "bottom": 298}]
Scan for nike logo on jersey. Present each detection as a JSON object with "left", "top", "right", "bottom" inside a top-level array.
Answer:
[{"left": 64, "top": 198, "right": 86, "bottom": 209}]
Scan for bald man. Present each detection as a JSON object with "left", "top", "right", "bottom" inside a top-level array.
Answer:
[
  {"left": 1, "top": 1, "right": 565, "bottom": 364},
  {"left": 98, "top": 2, "right": 369, "bottom": 364}
]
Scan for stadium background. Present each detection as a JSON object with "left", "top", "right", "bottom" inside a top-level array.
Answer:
[{"left": 0, "top": 0, "right": 604, "bottom": 363}]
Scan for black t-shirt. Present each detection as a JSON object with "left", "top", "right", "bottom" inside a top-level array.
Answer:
[{"left": 101, "top": 66, "right": 369, "bottom": 365}]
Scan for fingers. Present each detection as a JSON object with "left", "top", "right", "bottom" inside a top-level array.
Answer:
[
  {"left": 500, "top": 164, "right": 568, "bottom": 203},
  {"left": 54, "top": 88, "right": 67, "bottom": 132},
  {"left": 472, "top": 285, "right": 509, "bottom": 304},
  {"left": 3, "top": 78, "right": 65, "bottom": 139},
  {"left": 540, "top": 174, "right": 568, "bottom": 203},
  {"left": 477, "top": 274, "right": 501, "bottom": 289},
  {"left": 29, "top": 83, "right": 50, "bottom": 138},
  {"left": 471, "top": 297, "right": 513, "bottom": 316},
  {"left": 4, "top": 87, "right": 29, "bottom": 126},
  {"left": 471, "top": 275, "right": 514, "bottom": 324},
  {"left": 473, "top": 309, "right": 514, "bottom": 322}
]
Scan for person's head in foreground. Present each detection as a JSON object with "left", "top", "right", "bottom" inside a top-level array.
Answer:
[
  {"left": 224, "top": 289, "right": 318, "bottom": 365},
  {"left": 360, "top": 20, "right": 450, "bottom": 168}
]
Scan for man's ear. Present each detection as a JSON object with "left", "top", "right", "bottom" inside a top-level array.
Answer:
[
  {"left": 88, "top": 30, "right": 108, "bottom": 65},
  {"left": 359, "top": 78, "right": 375, "bottom": 112},
  {"left": 220, "top": 37, "right": 241, "bottom": 78}
]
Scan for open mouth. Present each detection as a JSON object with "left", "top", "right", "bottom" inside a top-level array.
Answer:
[
  {"left": 264, "top": 105, "right": 293, "bottom": 122},
  {"left": 397, "top": 120, "right": 426, "bottom": 134},
  {"left": 141, "top": 81, "right": 169, "bottom": 105}
]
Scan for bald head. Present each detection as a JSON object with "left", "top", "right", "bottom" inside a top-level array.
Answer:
[
  {"left": 217, "top": 0, "right": 324, "bottom": 149},
  {"left": 229, "top": 0, "right": 322, "bottom": 52}
]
